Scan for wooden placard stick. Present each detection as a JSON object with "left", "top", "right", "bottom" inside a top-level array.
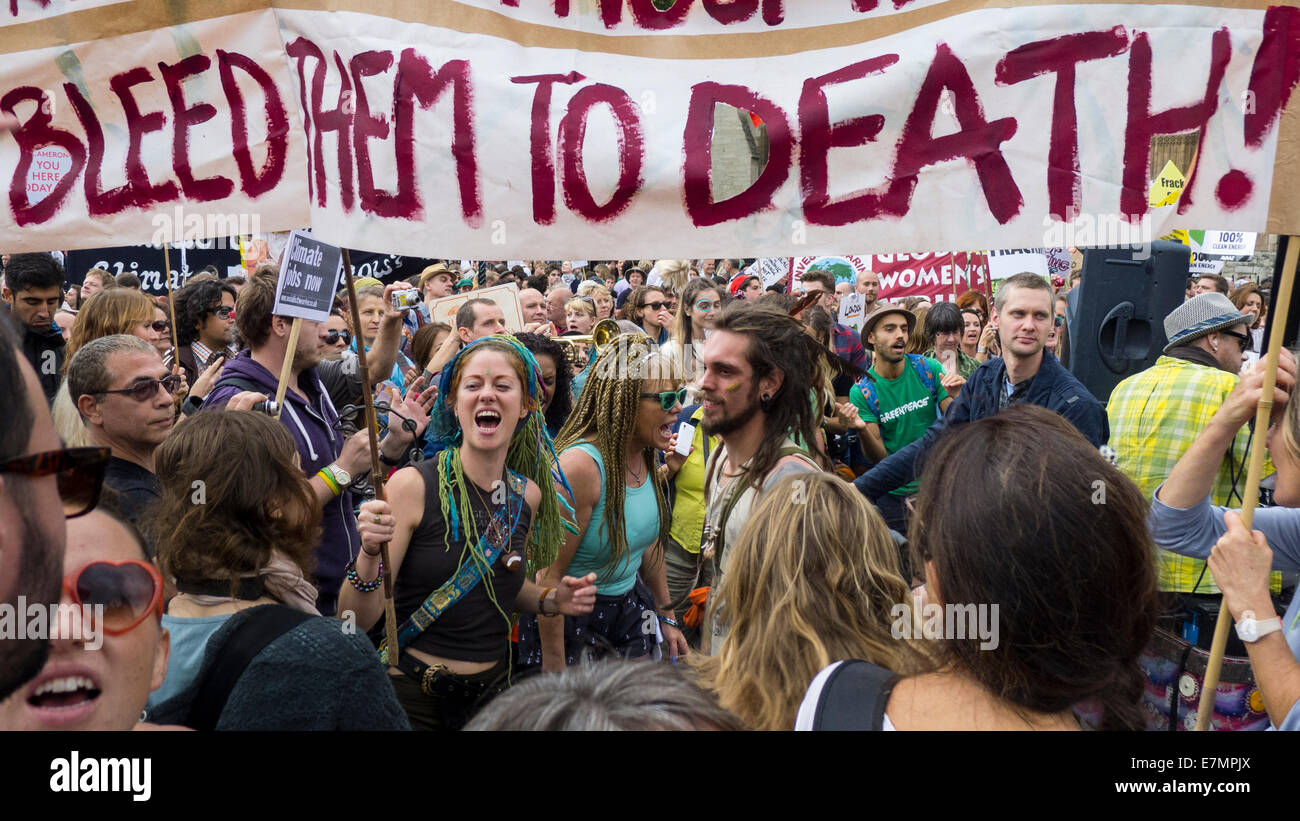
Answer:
[
  {"left": 271, "top": 317, "right": 302, "bottom": 420},
  {"left": 162, "top": 244, "right": 180, "bottom": 360},
  {"left": 340, "top": 249, "right": 400, "bottom": 661},
  {"left": 1194, "top": 236, "right": 1298, "bottom": 730}
]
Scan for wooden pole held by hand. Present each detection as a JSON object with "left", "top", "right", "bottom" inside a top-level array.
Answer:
[
  {"left": 1194, "top": 236, "right": 1298, "bottom": 730},
  {"left": 272, "top": 317, "right": 302, "bottom": 420},
  {"left": 341, "top": 249, "right": 400, "bottom": 662}
]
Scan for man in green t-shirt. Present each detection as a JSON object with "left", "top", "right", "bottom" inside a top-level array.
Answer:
[{"left": 837, "top": 303, "right": 951, "bottom": 543}]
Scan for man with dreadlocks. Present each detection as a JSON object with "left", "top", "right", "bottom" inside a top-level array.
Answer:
[
  {"left": 520, "top": 335, "right": 691, "bottom": 671},
  {"left": 697, "top": 302, "right": 830, "bottom": 656},
  {"left": 345, "top": 336, "right": 597, "bottom": 730}
]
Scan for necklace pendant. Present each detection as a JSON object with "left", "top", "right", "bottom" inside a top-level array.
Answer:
[{"left": 501, "top": 550, "right": 523, "bottom": 573}]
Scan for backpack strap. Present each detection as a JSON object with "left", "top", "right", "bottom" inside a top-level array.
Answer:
[
  {"left": 811, "top": 659, "right": 901, "bottom": 731},
  {"left": 908, "top": 354, "right": 940, "bottom": 401},
  {"left": 188, "top": 604, "right": 312, "bottom": 731},
  {"left": 855, "top": 373, "right": 882, "bottom": 421}
]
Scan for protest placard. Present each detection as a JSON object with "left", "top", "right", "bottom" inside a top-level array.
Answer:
[
  {"left": 273, "top": 230, "right": 343, "bottom": 322},
  {"left": 838, "top": 292, "right": 866, "bottom": 333},
  {"left": 427, "top": 283, "right": 524, "bottom": 332}
]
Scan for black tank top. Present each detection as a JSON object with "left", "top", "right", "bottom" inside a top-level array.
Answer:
[{"left": 391, "top": 455, "right": 531, "bottom": 662}]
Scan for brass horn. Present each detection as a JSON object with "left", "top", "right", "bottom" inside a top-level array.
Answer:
[{"left": 556, "top": 318, "right": 622, "bottom": 351}]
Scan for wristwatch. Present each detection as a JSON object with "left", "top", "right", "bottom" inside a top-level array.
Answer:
[
  {"left": 319, "top": 463, "right": 352, "bottom": 496},
  {"left": 1235, "top": 611, "right": 1283, "bottom": 643}
]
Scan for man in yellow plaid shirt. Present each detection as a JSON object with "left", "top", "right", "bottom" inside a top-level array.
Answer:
[{"left": 1108, "top": 292, "right": 1278, "bottom": 593}]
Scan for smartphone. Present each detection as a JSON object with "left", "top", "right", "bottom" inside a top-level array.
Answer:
[{"left": 674, "top": 421, "right": 695, "bottom": 457}]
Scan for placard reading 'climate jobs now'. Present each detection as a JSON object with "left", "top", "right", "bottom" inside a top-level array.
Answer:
[{"left": 273, "top": 230, "right": 344, "bottom": 323}]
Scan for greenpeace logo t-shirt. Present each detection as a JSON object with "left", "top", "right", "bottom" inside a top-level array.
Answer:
[{"left": 848, "top": 355, "right": 949, "bottom": 496}]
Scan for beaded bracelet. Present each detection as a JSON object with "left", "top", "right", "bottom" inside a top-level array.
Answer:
[
  {"left": 346, "top": 558, "right": 383, "bottom": 593},
  {"left": 658, "top": 615, "right": 680, "bottom": 629}
]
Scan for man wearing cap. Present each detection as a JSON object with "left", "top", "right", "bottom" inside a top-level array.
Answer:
[
  {"left": 854, "top": 272, "right": 1107, "bottom": 507},
  {"left": 1107, "top": 291, "right": 1277, "bottom": 596},
  {"left": 837, "top": 302, "right": 952, "bottom": 542},
  {"left": 456, "top": 277, "right": 476, "bottom": 293},
  {"left": 729, "top": 273, "right": 762, "bottom": 301}
]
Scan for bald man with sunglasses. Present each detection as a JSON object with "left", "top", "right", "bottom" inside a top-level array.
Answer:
[{"left": 68, "top": 335, "right": 176, "bottom": 528}]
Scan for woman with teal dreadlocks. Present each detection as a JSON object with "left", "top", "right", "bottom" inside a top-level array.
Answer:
[{"left": 341, "top": 335, "right": 597, "bottom": 731}]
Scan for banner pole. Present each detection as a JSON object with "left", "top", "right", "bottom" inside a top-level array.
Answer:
[
  {"left": 162, "top": 244, "right": 180, "bottom": 362},
  {"left": 1194, "top": 235, "right": 1298, "bottom": 730},
  {"left": 341, "top": 249, "right": 401, "bottom": 665},
  {"left": 271, "top": 317, "right": 301, "bottom": 420}
]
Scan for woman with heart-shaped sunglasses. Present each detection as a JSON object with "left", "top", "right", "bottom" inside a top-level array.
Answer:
[{"left": 0, "top": 498, "right": 170, "bottom": 731}]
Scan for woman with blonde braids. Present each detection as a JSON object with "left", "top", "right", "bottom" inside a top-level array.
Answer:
[
  {"left": 692, "top": 473, "right": 930, "bottom": 730},
  {"left": 520, "top": 336, "right": 690, "bottom": 671},
  {"left": 345, "top": 335, "right": 597, "bottom": 730}
]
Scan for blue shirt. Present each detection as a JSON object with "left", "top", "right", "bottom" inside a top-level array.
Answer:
[
  {"left": 564, "top": 442, "right": 660, "bottom": 596},
  {"left": 147, "top": 613, "right": 233, "bottom": 708},
  {"left": 1148, "top": 485, "right": 1300, "bottom": 729}
]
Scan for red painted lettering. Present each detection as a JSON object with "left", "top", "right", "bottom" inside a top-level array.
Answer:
[
  {"left": 0, "top": 86, "right": 86, "bottom": 225},
  {"left": 350, "top": 49, "right": 398, "bottom": 217},
  {"left": 1121, "top": 29, "right": 1228, "bottom": 217},
  {"left": 996, "top": 28, "right": 1128, "bottom": 220},
  {"left": 798, "top": 54, "right": 898, "bottom": 226},
  {"left": 886, "top": 43, "right": 1020, "bottom": 223},
  {"left": 159, "top": 54, "right": 235, "bottom": 202},
  {"left": 512, "top": 72, "right": 585, "bottom": 225},
  {"left": 558, "top": 83, "right": 644, "bottom": 222},
  {"left": 395, "top": 52, "right": 480, "bottom": 227},
  {"left": 216, "top": 50, "right": 290, "bottom": 199},
  {"left": 683, "top": 82, "right": 792, "bottom": 226}
]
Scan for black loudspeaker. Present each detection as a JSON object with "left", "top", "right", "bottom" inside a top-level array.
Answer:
[
  {"left": 1262, "top": 235, "right": 1294, "bottom": 351},
  {"left": 1066, "top": 240, "right": 1190, "bottom": 404}
]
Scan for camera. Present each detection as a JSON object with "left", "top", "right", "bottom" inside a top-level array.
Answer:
[{"left": 390, "top": 288, "right": 421, "bottom": 311}]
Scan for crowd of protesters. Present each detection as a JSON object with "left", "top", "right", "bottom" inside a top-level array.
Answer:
[{"left": 2, "top": 249, "right": 1297, "bottom": 733}]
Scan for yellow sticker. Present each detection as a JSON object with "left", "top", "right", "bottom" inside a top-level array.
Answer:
[{"left": 1148, "top": 159, "right": 1186, "bottom": 207}]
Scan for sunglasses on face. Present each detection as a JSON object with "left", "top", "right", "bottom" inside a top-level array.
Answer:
[
  {"left": 641, "top": 387, "right": 687, "bottom": 411},
  {"left": 694, "top": 299, "right": 718, "bottom": 313},
  {"left": 207, "top": 305, "right": 235, "bottom": 320},
  {"left": 99, "top": 374, "right": 183, "bottom": 402},
  {"left": 0, "top": 446, "right": 110, "bottom": 518},
  {"left": 63, "top": 560, "right": 163, "bottom": 635},
  {"left": 1220, "top": 329, "right": 1250, "bottom": 350},
  {"left": 646, "top": 301, "right": 677, "bottom": 312},
  {"left": 150, "top": 320, "right": 169, "bottom": 333},
  {"left": 324, "top": 329, "right": 352, "bottom": 346}
]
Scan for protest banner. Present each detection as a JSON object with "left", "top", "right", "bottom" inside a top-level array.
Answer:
[
  {"left": 797, "top": 251, "right": 990, "bottom": 303},
  {"left": 65, "top": 241, "right": 242, "bottom": 295},
  {"left": 427, "top": 282, "right": 523, "bottom": 332},
  {"left": 1, "top": 2, "right": 1297, "bottom": 259}
]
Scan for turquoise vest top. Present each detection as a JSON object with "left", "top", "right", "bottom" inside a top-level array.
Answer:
[{"left": 565, "top": 442, "right": 660, "bottom": 596}]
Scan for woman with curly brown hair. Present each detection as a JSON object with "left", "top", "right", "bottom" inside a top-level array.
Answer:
[{"left": 142, "top": 410, "right": 409, "bottom": 729}]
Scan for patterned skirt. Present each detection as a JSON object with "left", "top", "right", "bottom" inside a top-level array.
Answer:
[{"left": 517, "top": 578, "right": 657, "bottom": 668}]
